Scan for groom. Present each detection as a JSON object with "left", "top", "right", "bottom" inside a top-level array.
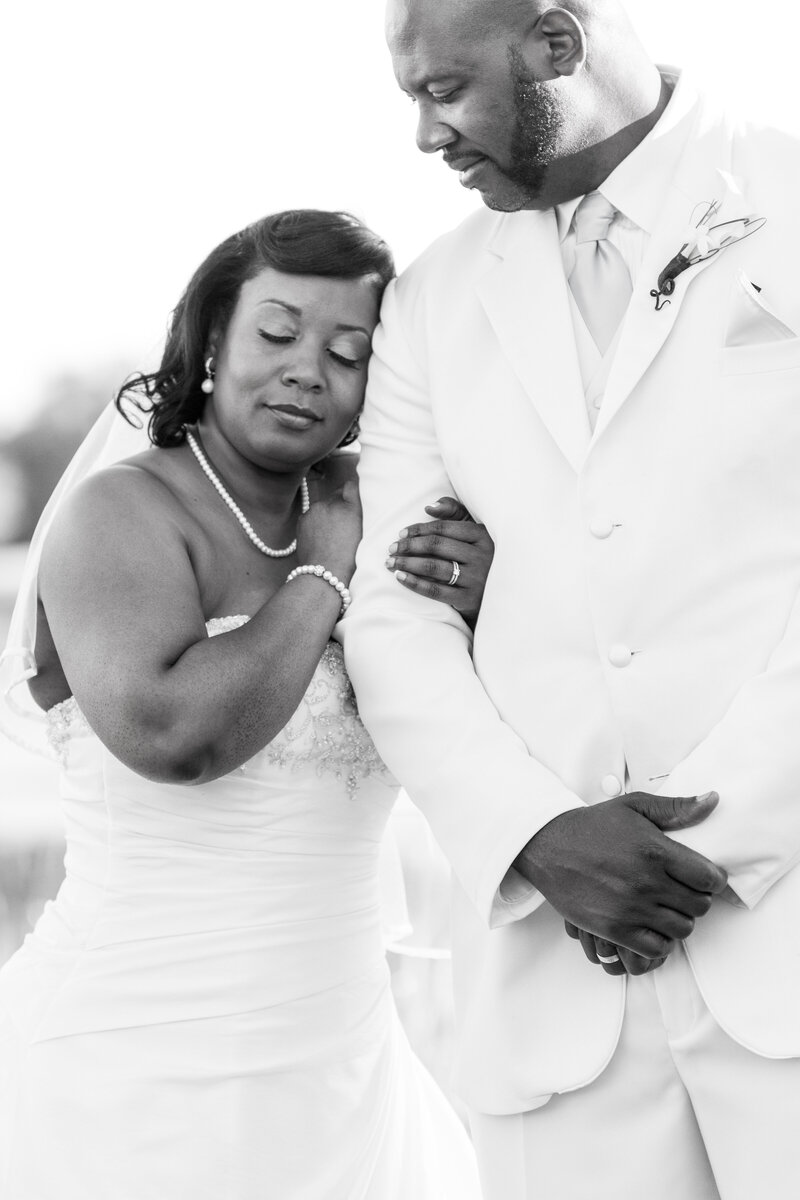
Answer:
[{"left": 344, "top": 0, "right": 800, "bottom": 1197}]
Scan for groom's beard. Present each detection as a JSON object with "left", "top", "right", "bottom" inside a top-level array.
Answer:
[{"left": 495, "top": 47, "right": 563, "bottom": 210}]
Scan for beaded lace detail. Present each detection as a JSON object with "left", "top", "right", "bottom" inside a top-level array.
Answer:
[
  {"left": 45, "top": 616, "right": 389, "bottom": 795},
  {"left": 264, "top": 640, "right": 389, "bottom": 798},
  {"left": 43, "top": 617, "right": 248, "bottom": 761},
  {"left": 45, "top": 697, "right": 91, "bottom": 763},
  {"left": 206, "top": 614, "right": 250, "bottom": 637}
]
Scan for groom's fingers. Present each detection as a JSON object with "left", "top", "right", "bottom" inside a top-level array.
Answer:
[
  {"left": 593, "top": 937, "right": 629, "bottom": 976},
  {"left": 616, "top": 946, "right": 666, "bottom": 976},
  {"left": 515, "top": 801, "right": 727, "bottom": 960},
  {"left": 579, "top": 931, "right": 627, "bottom": 975},
  {"left": 664, "top": 844, "right": 728, "bottom": 897},
  {"left": 565, "top": 922, "right": 667, "bottom": 977}
]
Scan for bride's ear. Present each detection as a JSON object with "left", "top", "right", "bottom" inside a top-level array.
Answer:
[{"left": 205, "top": 321, "right": 223, "bottom": 361}]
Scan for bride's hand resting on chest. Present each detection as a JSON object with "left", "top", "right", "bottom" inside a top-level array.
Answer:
[{"left": 299, "top": 469, "right": 362, "bottom": 584}]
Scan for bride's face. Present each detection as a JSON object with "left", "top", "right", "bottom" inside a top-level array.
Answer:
[{"left": 207, "top": 267, "right": 380, "bottom": 470}]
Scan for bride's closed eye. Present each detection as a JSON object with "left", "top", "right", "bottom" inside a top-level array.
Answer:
[
  {"left": 258, "top": 329, "right": 366, "bottom": 369},
  {"left": 258, "top": 329, "right": 295, "bottom": 345},
  {"left": 327, "top": 349, "right": 365, "bottom": 370}
]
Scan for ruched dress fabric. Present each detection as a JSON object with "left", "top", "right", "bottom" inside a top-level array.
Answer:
[{"left": 0, "top": 617, "right": 479, "bottom": 1200}]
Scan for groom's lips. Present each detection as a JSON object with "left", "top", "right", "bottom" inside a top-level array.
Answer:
[{"left": 444, "top": 153, "right": 489, "bottom": 187}]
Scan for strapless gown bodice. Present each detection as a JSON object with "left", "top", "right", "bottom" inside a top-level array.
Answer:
[
  {"left": 4, "top": 618, "right": 397, "bottom": 1042},
  {"left": 0, "top": 618, "right": 479, "bottom": 1198}
]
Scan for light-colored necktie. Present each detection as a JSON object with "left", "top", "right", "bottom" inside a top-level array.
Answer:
[{"left": 568, "top": 192, "right": 632, "bottom": 354}]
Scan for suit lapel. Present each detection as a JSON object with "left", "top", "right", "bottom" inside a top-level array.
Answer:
[
  {"left": 594, "top": 107, "right": 750, "bottom": 440},
  {"left": 476, "top": 210, "right": 590, "bottom": 473}
]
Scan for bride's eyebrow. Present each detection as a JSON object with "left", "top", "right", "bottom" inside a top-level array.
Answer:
[
  {"left": 258, "top": 298, "right": 371, "bottom": 338},
  {"left": 258, "top": 299, "right": 301, "bottom": 315},
  {"left": 335, "top": 324, "right": 372, "bottom": 336}
]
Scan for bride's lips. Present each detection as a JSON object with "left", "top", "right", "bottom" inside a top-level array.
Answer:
[{"left": 267, "top": 404, "right": 322, "bottom": 431}]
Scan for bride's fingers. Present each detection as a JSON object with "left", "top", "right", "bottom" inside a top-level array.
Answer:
[
  {"left": 386, "top": 552, "right": 467, "bottom": 587},
  {"left": 387, "top": 519, "right": 494, "bottom": 615},
  {"left": 391, "top": 520, "right": 486, "bottom": 554},
  {"left": 387, "top": 553, "right": 489, "bottom": 614},
  {"left": 387, "top": 549, "right": 475, "bottom": 595},
  {"left": 424, "top": 497, "right": 471, "bottom": 521},
  {"left": 387, "top": 530, "right": 492, "bottom": 576},
  {"left": 389, "top": 564, "right": 464, "bottom": 606}
]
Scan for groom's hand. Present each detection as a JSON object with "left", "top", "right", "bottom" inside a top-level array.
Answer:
[
  {"left": 514, "top": 791, "right": 728, "bottom": 960},
  {"left": 563, "top": 922, "right": 665, "bottom": 976}
]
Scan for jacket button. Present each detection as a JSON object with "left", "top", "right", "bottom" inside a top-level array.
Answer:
[
  {"left": 601, "top": 774, "right": 623, "bottom": 798},
  {"left": 589, "top": 515, "right": 615, "bottom": 539},
  {"left": 608, "top": 644, "right": 633, "bottom": 668}
]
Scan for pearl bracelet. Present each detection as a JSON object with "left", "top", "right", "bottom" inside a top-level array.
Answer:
[{"left": 286, "top": 564, "right": 352, "bottom": 616}]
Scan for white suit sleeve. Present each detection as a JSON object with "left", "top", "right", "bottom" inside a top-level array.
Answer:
[
  {"left": 664, "top": 574, "right": 800, "bottom": 909},
  {"left": 343, "top": 278, "right": 583, "bottom": 929}
]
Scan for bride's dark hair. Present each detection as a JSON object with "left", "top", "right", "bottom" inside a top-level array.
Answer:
[{"left": 116, "top": 209, "right": 395, "bottom": 448}]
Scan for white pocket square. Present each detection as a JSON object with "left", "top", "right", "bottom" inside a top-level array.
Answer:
[{"left": 725, "top": 269, "right": 797, "bottom": 347}]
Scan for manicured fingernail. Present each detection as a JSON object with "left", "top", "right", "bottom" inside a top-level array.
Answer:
[
  {"left": 696, "top": 791, "right": 718, "bottom": 803},
  {"left": 385, "top": 557, "right": 396, "bottom": 570},
  {"left": 395, "top": 571, "right": 407, "bottom": 582},
  {"left": 388, "top": 542, "right": 398, "bottom": 555},
  {"left": 397, "top": 529, "right": 408, "bottom": 539}
]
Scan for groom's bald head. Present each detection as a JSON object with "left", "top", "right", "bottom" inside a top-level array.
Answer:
[
  {"left": 386, "top": 0, "right": 662, "bottom": 210},
  {"left": 387, "top": 0, "right": 608, "bottom": 48}
]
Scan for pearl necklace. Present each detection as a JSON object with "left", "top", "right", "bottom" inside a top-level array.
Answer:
[{"left": 186, "top": 429, "right": 309, "bottom": 559}]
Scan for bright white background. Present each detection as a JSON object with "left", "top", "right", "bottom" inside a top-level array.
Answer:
[{"left": 2, "top": 0, "right": 799, "bottom": 432}]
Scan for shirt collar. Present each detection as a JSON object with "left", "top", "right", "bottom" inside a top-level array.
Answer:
[{"left": 555, "top": 67, "right": 698, "bottom": 240}]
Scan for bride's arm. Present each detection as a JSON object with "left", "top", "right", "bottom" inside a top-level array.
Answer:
[{"left": 38, "top": 463, "right": 358, "bottom": 785}]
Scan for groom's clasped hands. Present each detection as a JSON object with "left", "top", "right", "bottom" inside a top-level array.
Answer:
[{"left": 515, "top": 790, "right": 728, "bottom": 977}]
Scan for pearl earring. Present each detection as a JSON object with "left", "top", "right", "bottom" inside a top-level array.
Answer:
[{"left": 201, "top": 356, "right": 215, "bottom": 395}]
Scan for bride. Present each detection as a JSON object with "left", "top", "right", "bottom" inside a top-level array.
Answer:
[{"left": 0, "top": 209, "right": 492, "bottom": 1198}]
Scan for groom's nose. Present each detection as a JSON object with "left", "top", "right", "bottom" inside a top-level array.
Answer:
[{"left": 415, "top": 105, "right": 456, "bottom": 155}]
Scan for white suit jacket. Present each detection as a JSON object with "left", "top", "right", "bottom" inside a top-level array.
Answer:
[{"left": 343, "top": 80, "right": 800, "bottom": 1115}]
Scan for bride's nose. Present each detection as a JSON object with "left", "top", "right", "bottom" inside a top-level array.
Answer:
[{"left": 280, "top": 346, "right": 324, "bottom": 393}]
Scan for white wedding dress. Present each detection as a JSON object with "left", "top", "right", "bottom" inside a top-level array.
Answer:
[{"left": 0, "top": 618, "right": 480, "bottom": 1199}]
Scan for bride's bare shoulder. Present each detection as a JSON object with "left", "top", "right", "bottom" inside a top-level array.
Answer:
[{"left": 41, "top": 446, "right": 189, "bottom": 564}]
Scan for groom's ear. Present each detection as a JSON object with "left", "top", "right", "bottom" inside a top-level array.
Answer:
[{"left": 527, "top": 7, "right": 588, "bottom": 78}]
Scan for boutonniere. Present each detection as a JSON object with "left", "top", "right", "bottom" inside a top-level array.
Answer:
[{"left": 650, "top": 198, "right": 766, "bottom": 311}]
